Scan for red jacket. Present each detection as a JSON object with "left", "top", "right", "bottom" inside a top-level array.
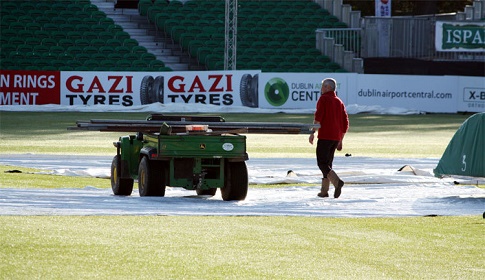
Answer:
[{"left": 314, "top": 91, "right": 349, "bottom": 141}]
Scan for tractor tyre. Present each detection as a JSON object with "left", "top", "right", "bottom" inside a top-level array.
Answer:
[
  {"left": 140, "top": 75, "right": 154, "bottom": 104},
  {"left": 240, "top": 74, "right": 258, "bottom": 108},
  {"left": 196, "top": 188, "right": 217, "bottom": 196},
  {"left": 221, "top": 161, "right": 248, "bottom": 201},
  {"left": 138, "top": 157, "right": 166, "bottom": 197},
  {"left": 111, "top": 155, "right": 134, "bottom": 196}
]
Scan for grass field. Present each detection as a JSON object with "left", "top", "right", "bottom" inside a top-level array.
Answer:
[
  {"left": 0, "top": 111, "right": 471, "bottom": 157},
  {"left": 0, "top": 111, "right": 483, "bottom": 279},
  {"left": 1, "top": 216, "right": 484, "bottom": 279}
]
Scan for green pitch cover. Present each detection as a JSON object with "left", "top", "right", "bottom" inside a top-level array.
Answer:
[{"left": 434, "top": 113, "right": 485, "bottom": 178}]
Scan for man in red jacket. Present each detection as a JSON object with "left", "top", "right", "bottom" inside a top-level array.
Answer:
[{"left": 309, "top": 78, "right": 349, "bottom": 198}]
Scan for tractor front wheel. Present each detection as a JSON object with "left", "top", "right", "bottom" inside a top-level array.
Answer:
[
  {"left": 111, "top": 155, "right": 134, "bottom": 196},
  {"left": 138, "top": 157, "right": 166, "bottom": 197}
]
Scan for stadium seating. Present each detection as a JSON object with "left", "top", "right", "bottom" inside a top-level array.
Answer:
[
  {"left": 1, "top": 0, "right": 347, "bottom": 72},
  {"left": 140, "top": 0, "right": 346, "bottom": 72},
  {"left": 0, "top": 0, "right": 170, "bottom": 71}
]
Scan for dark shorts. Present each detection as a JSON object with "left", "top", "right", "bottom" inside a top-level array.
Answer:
[{"left": 316, "top": 139, "right": 339, "bottom": 176}]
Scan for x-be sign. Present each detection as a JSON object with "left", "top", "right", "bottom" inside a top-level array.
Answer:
[{"left": 464, "top": 88, "right": 485, "bottom": 101}]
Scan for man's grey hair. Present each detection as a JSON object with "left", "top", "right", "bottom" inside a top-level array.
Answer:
[{"left": 322, "top": 78, "right": 337, "bottom": 91}]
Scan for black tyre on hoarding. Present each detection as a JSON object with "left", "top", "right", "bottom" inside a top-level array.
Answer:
[
  {"left": 140, "top": 75, "right": 154, "bottom": 105},
  {"left": 250, "top": 73, "right": 259, "bottom": 107},
  {"left": 111, "top": 155, "right": 134, "bottom": 196},
  {"left": 221, "top": 161, "right": 248, "bottom": 201},
  {"left": 138, "top": 157, "right": 166, "bottom": 197},
  {"left": 240, "top": 73, "right": 258, "bottom": 108},
  {"left": 151, "top": 76, "right": 164, "bottom": 103}
]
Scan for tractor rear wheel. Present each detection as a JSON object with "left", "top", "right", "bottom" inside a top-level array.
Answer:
[
  {"left": 221, "top": 161, "right": 248, "bottom": 201},
  {"left": 111, "top": 155, "right": 134, "bottom": 196},
  {"left": 138, "top": 157, "right": 166, "bottom": 197}
]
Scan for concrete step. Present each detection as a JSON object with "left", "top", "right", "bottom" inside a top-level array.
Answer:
[
  {"left": 146, "top": 50, "right": 170, "bottom": 57},
  {"left": 133, "top": 38, "right": 164, "bottom": 46},
  {"left": 160, "top": 56, "right": 181, "bottom": 64},
  {"left": 134, "top": 40, "right": 163, "bottom": 47},
  {"left": 90, "top": 0, "right": 192, "bottom": 71},
  {"left": 145, "top": 47, "right": 174, "bottom": 57},
  {"left": 170, "top": 64, "right": 190, "bottom": 71},
  {"left": 109, "top": 14, "right": 147, "bottom": 24},
  {"left": 123, "top": 28, "right": 149, "bottom": 36}
]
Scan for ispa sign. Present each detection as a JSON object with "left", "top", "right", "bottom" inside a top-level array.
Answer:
[{"left": 435, "top": 21, "right": 485, "bottom": 52}]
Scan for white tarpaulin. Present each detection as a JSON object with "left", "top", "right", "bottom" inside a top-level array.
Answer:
[
  {"left": 1, "top": 155, "right": 484, "bottom": 217},
  {"left": 1, "top": 103, "right": 484, "bottom": 217}
]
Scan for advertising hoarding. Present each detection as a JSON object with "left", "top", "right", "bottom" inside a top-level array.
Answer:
[
  {"left": 1, "top": 70, "right": 483, "bottom": 113},
  {"left": 435, "top": 21, "right": 485, "bottom": 52},
  {"left": 0, "top": 70, "right": 60, "bottom": 105},
  {"left": 352, "top": 74, "right": 457, "bottom": 113},
  {"left": 375, "top": 0, "right": 391, "bottom": 17},
  {"left": 257, "top": 73, "right": 350, "bottom": 109},
  {"left": 457, "top": 76, "right": 485, "bottom": 112},
  {"left": 59, "top": 70, "right": 259, "bottom": 107}
]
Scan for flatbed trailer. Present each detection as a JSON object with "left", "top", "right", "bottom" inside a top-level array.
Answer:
[{"left": 70, "top": 114, "right": 317, "bottom": 201}]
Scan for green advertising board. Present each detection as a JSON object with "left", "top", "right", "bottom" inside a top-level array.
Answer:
[{"left": 435, "top": 21, "right": 485, "bottom": 52}]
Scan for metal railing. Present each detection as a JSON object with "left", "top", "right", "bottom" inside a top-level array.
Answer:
[
  {"left": 361, "top": 16, "right": 485, "bottom": 61},
  {"left": 315, "top": 28, "right": 364, "bottom": 73},
  {"left": 316, "top": 28, "right": 362, "bottom": 57},
  {"left": 315, "top": 17, "right": 484, "bottom": 74}
]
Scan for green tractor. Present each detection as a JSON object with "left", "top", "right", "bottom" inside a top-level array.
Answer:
[{"left": 72, "top": 114, "right": 316, "bottom": 201}]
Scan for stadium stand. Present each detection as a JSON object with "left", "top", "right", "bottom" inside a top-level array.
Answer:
[
  {"left": 2, "top": 0, "right": 482, "bottom": 74},
  {"left": 140, "top": 0, "right": 346, "bottom": 72},
  {"left": 0, "top": 0, "right": 170, "bottom": 71}
]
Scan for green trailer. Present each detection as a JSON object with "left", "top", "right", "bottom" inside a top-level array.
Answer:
[{"left": 71, "top": 114, "right": 316, "bottom": 201}]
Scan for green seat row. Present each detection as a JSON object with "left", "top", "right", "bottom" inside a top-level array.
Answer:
[
  {"left": 2, "top": 57, "right": 169, "bottom": 72},
  {"left": 139, "top": 0, "right": 347, "bottom": 72},
  {"left": 0, "top": 0, "right": 170, "bottom": 71}
]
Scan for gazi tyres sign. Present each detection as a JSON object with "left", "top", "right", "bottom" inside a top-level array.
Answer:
[
  {"left": 435, "top": 21, "right": 485, "bottom": 52},
  {"left": 59, "top": 71, "right": 259, "bottom": 107}
]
